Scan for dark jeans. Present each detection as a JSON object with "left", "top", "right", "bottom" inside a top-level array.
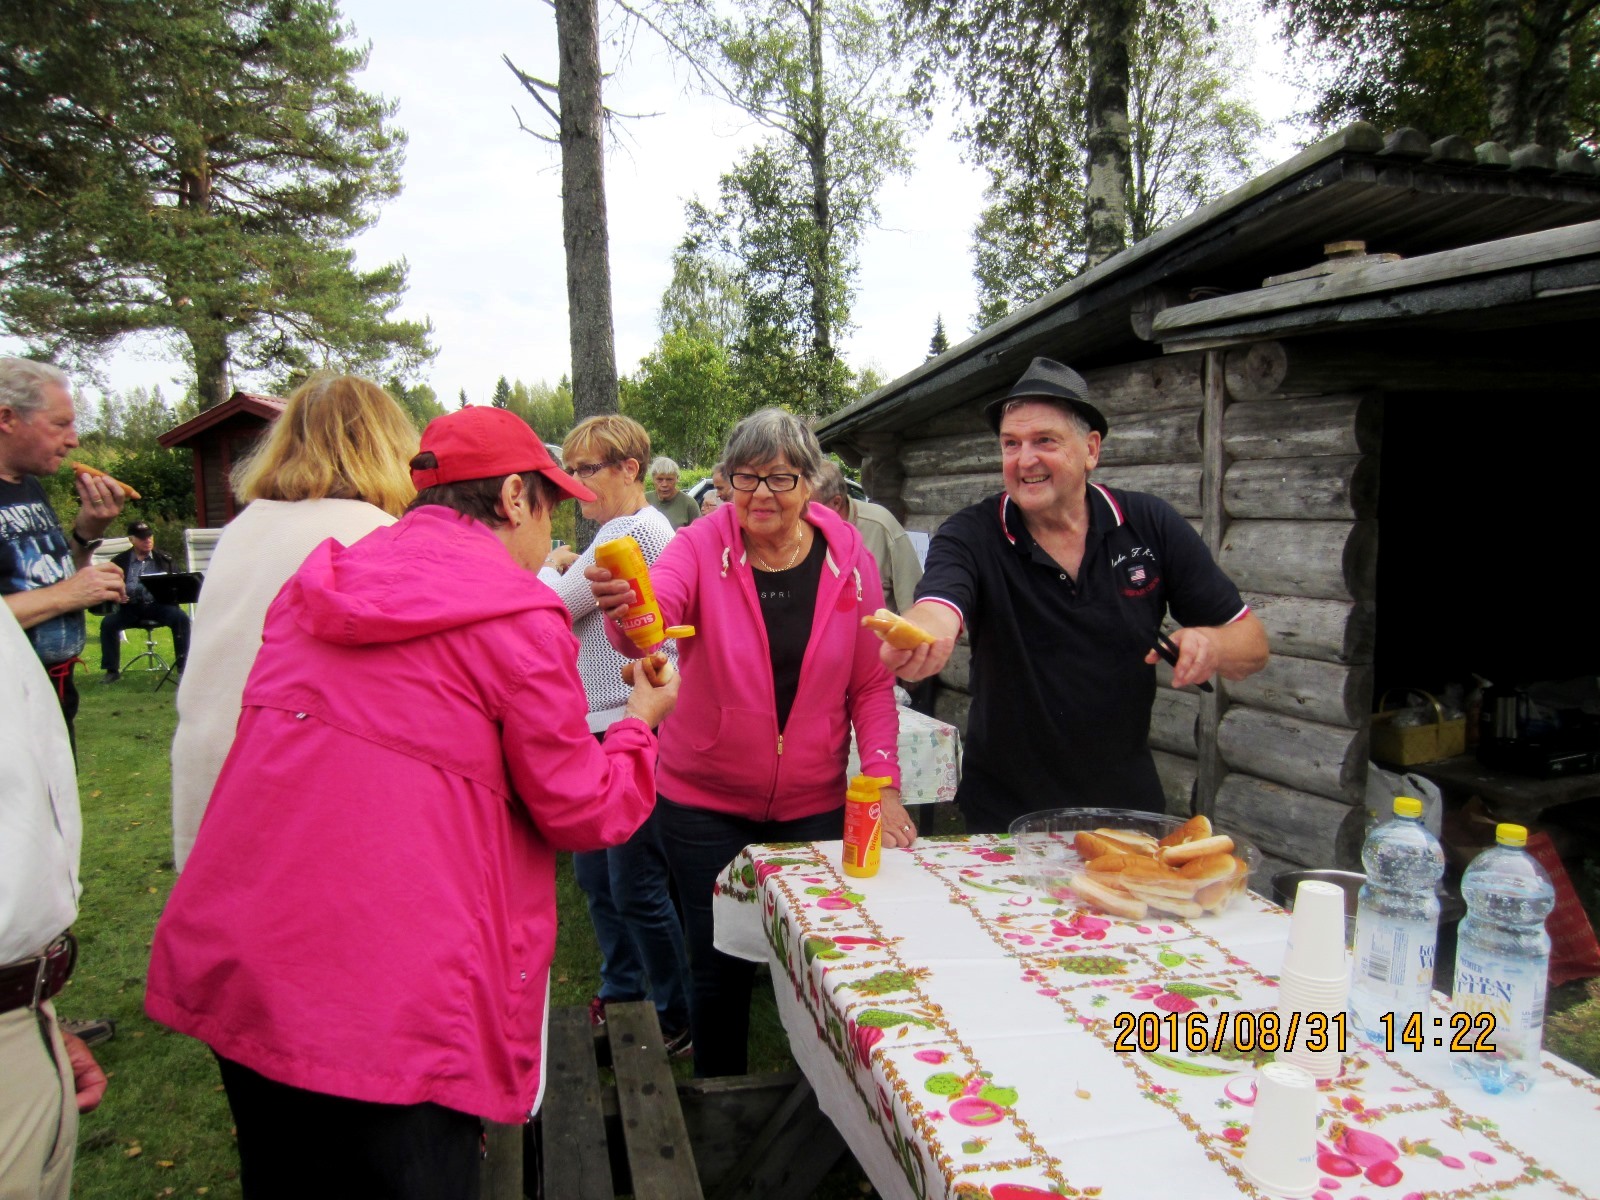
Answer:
[
  {"left": 215, "top": 1055, "right": 482, "bottom": 1200},
  {"left": 656, "top": 797, "right": 843, "bottom": 1077},
  {"left": 573, "top": 805, "right": 691, "bottom": 1033},
  {"left": 100, "top": 601, "right": 190, "bottom": 673}
]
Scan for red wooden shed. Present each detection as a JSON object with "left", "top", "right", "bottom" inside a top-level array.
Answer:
[{"left": 157, "top": 390, "right": 286, "bottom": 526}]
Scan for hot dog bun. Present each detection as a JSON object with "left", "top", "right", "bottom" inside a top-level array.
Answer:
[
  {"left": 1158, "top": 813, "right": 1212, "bottom": 848},
  {"left": 71, "top": 461, "right": 142, "bottom": 499},
  {"left": 620, "top": 652, "right": 675, "bottom": 687},
  {"left": 860, "top": 608, "right": 937, "bottom": 650},
  {"left": 1158, "top": 835, "right": 1235, "bottom": 866},
  {"left": 1092, "top": 828, "right": 1160, "bottom": 856},
  {"left": 1073, "top": 831, "right": 1128, "bottom": 861},
  {"left": 1067, "top": 873, "right": 1148, "bottom": 920}
]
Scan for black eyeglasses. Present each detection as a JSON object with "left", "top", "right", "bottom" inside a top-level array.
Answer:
[
  {"left": 729, "top": 472, "right": 801, "bottom": 493},
  {"left": 568, "top": 460, "right": 618, "bottom": 479}
]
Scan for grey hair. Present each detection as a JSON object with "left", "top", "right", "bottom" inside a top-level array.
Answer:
[
  {"left": 0, "top": 357, "right": 72, "bottom": 415},
  {"left": 811, "top": 460, "right": 848, "bottom": 507},
  {"left": 649, "top": 456, "right": 680, "bottom": 477},
  {"left": 997, "top": 397, "right": 1091, "bottom": 438},
  {"left": 721, "top": 408, "right": 825, "bottom": 484}
]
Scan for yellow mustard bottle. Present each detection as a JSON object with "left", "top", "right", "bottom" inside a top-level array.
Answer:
[
  {"left": 842, "top": 774, "right": 893, "bottom": 878},
  {"left": 594, "top": 535, "right": 667, "bottom": 652}
]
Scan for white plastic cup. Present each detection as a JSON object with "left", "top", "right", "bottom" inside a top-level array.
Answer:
[
  {"left": 1281, "top": 880, "right": 1349, "bottom": 981},
  {"left": 1275, "top": 968, "right": 1351, "bottom": 1006},
  {"left": 1241, "top": 1062, "right": 1322, "bottom": 1198}
]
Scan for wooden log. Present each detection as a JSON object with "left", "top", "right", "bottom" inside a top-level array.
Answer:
[
  {"left": 1222, "top": 338, "right": 1594, "bottom": 400},
  {"left": 903, "top": 472, "right": 1000, "bottom": 515},
  {"left": 934, "top": 687, "right": 971, "bottom": 734},
  {"left": 1152, "top": 749, "right": 1198, "bottom": 817},
  {"left": 1224, "top": 397, "right": 1382, "bottom": 460},
  {"left": 1130, "top": 286, "right": 1188, "bottom": 341},
  {"left": 1241, "top": 592, "right": 1375, "bottom": 665},
  {"left": 1196, "top": 349, "right": 1229, "bottom": 814},
  {"left": 1215, "top": 774, "right": 1353, "bottom": 869},
  {"left": 1093, "top": 463, "right": 1202, "bottom": 516},
  {"left": 1096, "top": 408, "right": 1203, "bottom": 466},
  {"left": 1150, "top": 687, "right": 1200, "bottom": 755},
  {"left": 1082, "top": 352, "right": 1205, "bottom": 412},
  {"left": 906, "top": 513, "right": 949, "bottom": 538},
  {"left": 1219, "top": 520, "right": 1377, "bottom": 602},
  {"left": 1217, "top": 706, "right": 1370, "bottom": 803},
  {"left": 1224, "top": 455, "right": 1380, "bottom": 520},
  {"left": 921, "top": 401, "right": 991, "bottom": 438},
  {"left": 854, "top": 433, "right": 907, "bottom": 523},
  {"left": 1253, "top": 849, "right": 1298, "bottom": 897},
  {"left": 902, "top": 434, "right": 1001, "bottom": 477},
  {"left": 1224, "top": 653, "right": 1375, "bottom": 729}
]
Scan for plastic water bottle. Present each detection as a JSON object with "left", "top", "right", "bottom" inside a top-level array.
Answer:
[
  {"left": 1349, "top": 797, "right": 1445, "bottom": 1047},
  {"left": 1453, "top": 824, "right": 1554, "bottom": 1094}
]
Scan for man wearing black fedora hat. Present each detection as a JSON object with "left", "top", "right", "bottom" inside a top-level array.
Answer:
[{"left": 880, "top": 356, "right": 1268, "bottom": 832}]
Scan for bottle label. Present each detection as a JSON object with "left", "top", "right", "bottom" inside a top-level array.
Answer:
[
  {"left": 1352, "top": 914, "right": 1436, "bottom": 1005},
  {"left": 1454, "top": 946, "right": 1546, "bottom": 1060},
  {"left": 842, "top": 800, "right": 881, "bottom": 875}
]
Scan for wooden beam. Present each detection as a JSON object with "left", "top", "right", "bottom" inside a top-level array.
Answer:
[
  {"left": 1153, "top": 749, "right": 1199, "bottom": 816},
  {"left": 1150, "top": 687, "right": 1201, "bottom": 755},
  {"left": 1240, "top": 592, "right": 1375, "bottom": 665},
  {"left": 1224, "top": 396, "right": 1383, "bottom": 460},
  {"left": 1097, "top": 408, "right": 1203, "bottom": 466},
  {"left": 1215, "top": 774, "right": 1353, "bottom": 868},
  {"left": 1217, "top": 706, "right": 1371, "bottom": 803},
  {"left": 1195, "top": 349, "right": 1229, "bottom": 816},
  {"left": 1219, "top": 520, "right": 1378, "bottom": 602},
  {"left": 607, "top": 1002, "right": 704, "bottom": 1199},
  {"left": 537, "top": 1006, "right": 613, "bottom": 1200},
  {"left": 1092, "top": 463, "right": 1203, "bottom": 516},
  {"left": 1224, "top": 653, "right": 1376, "bottom": 729},
  {"left": 1224, "top": 455, "right": 1380, "bottom": 520}
]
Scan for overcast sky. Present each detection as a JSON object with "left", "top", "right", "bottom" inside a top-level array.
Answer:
[{"left": 4, "top": 0, "right": 1311, "bottom": 406}]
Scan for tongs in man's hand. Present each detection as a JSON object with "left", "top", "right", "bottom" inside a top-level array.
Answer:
[{"left": 1154, "top": 631, "right": 1215, "bottom": 693}]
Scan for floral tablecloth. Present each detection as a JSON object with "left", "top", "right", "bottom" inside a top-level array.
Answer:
[
  {"left": 848, "top": 706, "right": 961, "bottom": 806},
  {"left": 713, "top": 835, "right": 1600, "bottom": 1200}
]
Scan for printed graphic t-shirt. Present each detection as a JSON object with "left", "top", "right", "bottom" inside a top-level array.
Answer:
[{"left": 0, "top": 476, "right": 83, "bottom": 664}]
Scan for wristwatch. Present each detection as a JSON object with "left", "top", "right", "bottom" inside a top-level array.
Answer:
[{"left": 68, "top": 527, "right": 103, "bottom": 552}]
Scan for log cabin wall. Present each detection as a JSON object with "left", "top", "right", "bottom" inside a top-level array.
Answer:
[{"left": 859, "top": 341, "right": 1381, "bottom": 882}]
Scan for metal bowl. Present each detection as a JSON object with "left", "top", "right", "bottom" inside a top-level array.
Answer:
[{"left": 1008, "top": 807, "right": 1261, "bottom": 920}]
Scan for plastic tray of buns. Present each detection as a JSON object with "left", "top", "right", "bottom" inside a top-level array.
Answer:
[{"left": 1008, "top": 807, "right": 1260, "bottom": 920}]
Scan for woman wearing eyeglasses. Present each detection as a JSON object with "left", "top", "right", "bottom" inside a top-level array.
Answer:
[
  {"left": 588, "top": 407, "right": 911, "bottom": 1076},
  {"left": 537, "top": 414, "right": 692, "bottom": 1055}
]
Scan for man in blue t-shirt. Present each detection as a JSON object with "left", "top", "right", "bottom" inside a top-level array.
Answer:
[
  {"left": 0, "top": 358, "right": 129, "bottom": 746},
  {"left": 880, "top": 357, "right": 1270, "bottom": 833}
]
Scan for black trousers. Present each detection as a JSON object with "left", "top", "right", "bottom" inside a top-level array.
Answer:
[{"left": 215, "top": 1055, "right": 482, "bottom": 1200}]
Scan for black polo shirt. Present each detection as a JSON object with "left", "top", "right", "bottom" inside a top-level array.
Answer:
[{"left": 917, "top": 484, "right": 1248, "bottom": 832}]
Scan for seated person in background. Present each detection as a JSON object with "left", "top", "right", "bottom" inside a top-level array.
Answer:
[
  {"left": 100, "top": 520, "right": 190, "bottom": 681},
  {"left": 812, "top": 461, "right": 924, "bottom": 615},
  {"left": 645, "top": 456, "right": 699, "bottom": 530}
]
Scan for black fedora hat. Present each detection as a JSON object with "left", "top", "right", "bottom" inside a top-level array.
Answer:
[{"left": 983, "top": 356, "right": 1107, "bottom": 438}]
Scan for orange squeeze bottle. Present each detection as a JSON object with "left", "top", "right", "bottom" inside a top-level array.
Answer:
[
  {"left": 594, "top": 535, "right": 668, "bottom": 652},
  {"left": 842, "top": 774, "right": 893, "bottom": 878}
]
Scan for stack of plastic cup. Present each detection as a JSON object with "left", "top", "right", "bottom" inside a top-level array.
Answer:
[
  {"left": 1241, "top": 1062, "right": 1322, "bottom": 1197},
  {"left": 1276, "top": 879, "right": 1349, "bottom": 1080}
]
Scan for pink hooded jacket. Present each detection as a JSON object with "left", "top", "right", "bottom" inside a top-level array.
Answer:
[
  {"left": 146, "top": 507, "right": 658, "bottom": 1124},
  {"left": 606, "top": 501, "right": 900, "bottom": 819}
]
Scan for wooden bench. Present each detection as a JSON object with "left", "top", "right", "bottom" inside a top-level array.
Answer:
[{"left": 482, "top": 1000, "right": 845, "bottom": 1200}]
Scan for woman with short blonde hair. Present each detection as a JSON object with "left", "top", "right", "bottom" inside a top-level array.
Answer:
[
  {"left": 172, "top": 375, "right": 419, "bottom": 869},
  {"left": 231, "top": 374, "right": 417, "bottom": 517}
]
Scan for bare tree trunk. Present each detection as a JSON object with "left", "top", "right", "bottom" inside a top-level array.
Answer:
[
  {"left": 1083, "top": 0, "right": 1134, "bottom": 267},
  {"left": 1527, "top": 0, "right": 1573, "bottom": 145},
  {"left": 189, "top": 324, "right": 231, "bottom": 408},
  {"left": 1482, "top": 0, "right": 1526, "bottom": 144},
  {"left": 555, "top": 0, "right": 618, "bottom": 428},
  {"left": 805, "top": 0, "right": 836, "bottom": 412}
]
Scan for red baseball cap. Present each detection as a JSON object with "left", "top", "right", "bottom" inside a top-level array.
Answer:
[{"left": 412, "top": 407, "right": 596, "bottom": 502}]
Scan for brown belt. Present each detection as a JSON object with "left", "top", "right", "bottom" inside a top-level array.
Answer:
[{"left": 0, "top": 934, "right": 76, "bottom": 1015}]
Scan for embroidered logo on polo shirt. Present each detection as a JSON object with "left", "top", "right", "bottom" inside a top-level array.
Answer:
[{"left": 1114, "top": 546, "right": 1160, "bottom": 598}]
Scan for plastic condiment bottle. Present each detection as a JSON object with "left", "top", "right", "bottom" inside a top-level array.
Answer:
[
  {"left": 842, "top": 775, "right": 893, "bottom": 878},
  {"left": 594, "top": 535, "right": 667, "bottom": 651}
]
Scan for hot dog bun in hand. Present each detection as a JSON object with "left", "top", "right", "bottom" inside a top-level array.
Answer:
[
  {"left": 71, "top": 462, "right": 141, "bottom": 499},
  {"left": 861, "top": 608, "right": 937, "bottom": 651},
  {"left": 621, "top": 652, "right": 676, "bottom": 687}
]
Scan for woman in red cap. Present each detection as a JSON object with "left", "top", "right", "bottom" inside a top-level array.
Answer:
[{"left": 147, "top": 406, "right": 678, "bottom": 1200}]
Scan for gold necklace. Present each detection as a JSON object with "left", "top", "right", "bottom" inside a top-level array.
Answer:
[{"left": 750, "top": 525, "right": 805, "bottom": 572}]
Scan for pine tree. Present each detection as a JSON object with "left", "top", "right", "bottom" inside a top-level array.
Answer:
[
  {"left": 0, "top": 1, "right": 435, "bottom": 405},
  {"left": 492, "top": 376, "right": 513, "bottom": 409},
  {"left": 928, "top": 315, "right": 950, "bottom": 358}
]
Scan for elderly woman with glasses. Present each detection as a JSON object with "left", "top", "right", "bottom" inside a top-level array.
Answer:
[
  {"left": 536, "top": 414, "right": 692, "bottom": 1053},
  {"left": 588, "top": 407, "right": 911, "bottom": 1076}
]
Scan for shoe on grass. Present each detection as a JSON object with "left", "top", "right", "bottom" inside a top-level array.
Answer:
[
  {"left": 587, "top": 995, "right": 607, "bottom": 1027},
  {"left": 663, "top": 1026, "right": 693, "bottom": 1059},
  {"left": 61, "top": 1017, "right": 117, "bottom": 1047},
  {"left": 103, "top": 671, "right": 120, "bottom": 683}
]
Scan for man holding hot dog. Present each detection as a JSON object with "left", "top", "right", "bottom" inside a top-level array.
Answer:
[
  {"left": 0, "top": 358, "right": 127, "bottom": 745},
  {"left": 881, "top": 357, "right": 1268, "bottom": 833}
]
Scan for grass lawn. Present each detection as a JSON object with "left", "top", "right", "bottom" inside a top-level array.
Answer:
[{"left": 57, "top": 616, "right": 1600, "bottom": 1198}]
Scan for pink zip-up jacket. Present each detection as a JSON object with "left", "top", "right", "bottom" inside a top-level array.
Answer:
[
  {"left": 606, "top": 501, "right": 900, "bottom": 818},
  {"left": 146, "top": 507, "right": 658, "bottom": 1124}
]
